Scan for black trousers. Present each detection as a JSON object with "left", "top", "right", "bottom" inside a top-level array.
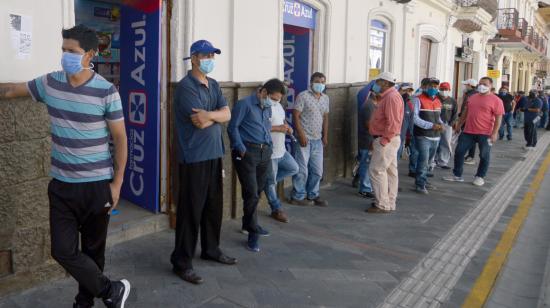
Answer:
[
  {"left": 48, "top": 179, "right": 113, "bottom": 306},
  {"left": 171, "top": 158, "right": 223, "bottom": 271},
  {"left": 233, "top": 146, "right": 272, "bottom": 234},
  {"left": 524, "top": 121, "right": 538, "bottom": 147}
]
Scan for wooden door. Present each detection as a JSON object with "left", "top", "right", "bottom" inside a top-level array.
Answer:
[{"left": 419, "top": 37, "right": 432, "bottom": 80}]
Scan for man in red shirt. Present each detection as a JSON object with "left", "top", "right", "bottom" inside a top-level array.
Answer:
[
  {"left": 367, "top": 72, "right": 404, "bottom": 213},
  {"left": 444, "top": 77, "right": 504, "bottom": 187}
]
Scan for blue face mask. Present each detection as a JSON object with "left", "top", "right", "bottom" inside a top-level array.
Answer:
[
  {"left": 372, "top": 83, "right": 382, "bottom": 94},
  {"left": 425, "top": 88, "right": 439, "bottom": 97},
  {"left": 199, "top": 59, "right": 215, "bottom": 74},
  {"left": 261, "top": 97, "right": 278, "bottom": 108},
  {"left": 61, "top": 52, "right": 87, "bottom": 75},
  {"left": 312, "top": 83, "right": 325, "bottom": 94}
]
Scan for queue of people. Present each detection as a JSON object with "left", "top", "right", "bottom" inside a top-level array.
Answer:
[
  {"left": 2, "top": 26, "right": 549, "bottom": 307},
  {"left": 357, "top": 72, "right": 546, "bottom": 215}
]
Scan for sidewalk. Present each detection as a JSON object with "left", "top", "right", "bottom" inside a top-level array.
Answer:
[
  {"left": 0, "top": 129, "right": 548, "bottom": 308},
  {"left": 484, "top": 145, "right": 550, "bottom": 308}
]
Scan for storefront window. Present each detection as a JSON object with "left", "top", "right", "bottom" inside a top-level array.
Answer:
[{"left": 369, "top": 19, "right": 388, "bottom": 70}]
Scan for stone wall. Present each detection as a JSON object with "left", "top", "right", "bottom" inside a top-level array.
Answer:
[
  {"left": 0, "top": 81, "right": 366, "bottom": 296},
  {"left": 168, "top": 82, "right": 364, "bottom": 223},
  {"left": 0, "top": 98, "right": 66, "bottom": 296}
]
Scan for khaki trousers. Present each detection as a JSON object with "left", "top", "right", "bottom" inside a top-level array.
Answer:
[{"left": 369, "top": 136, "right": 401, "bottom": 211}]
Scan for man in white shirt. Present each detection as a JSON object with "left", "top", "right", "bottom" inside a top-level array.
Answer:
[{"left": 263, "top": 100, "right": 299, "bottom": 223}]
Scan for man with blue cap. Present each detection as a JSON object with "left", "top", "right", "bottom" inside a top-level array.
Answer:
[{"left": 171, "top": 40, "right": 236, "bottom": 285}]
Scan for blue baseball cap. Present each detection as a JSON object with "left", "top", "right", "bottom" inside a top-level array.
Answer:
[
  {"left": 183, "top": 40, "right": 221, "bottom": 60},
  {"left": 399, "top": 82, "right": 414, "bottom": 90}
]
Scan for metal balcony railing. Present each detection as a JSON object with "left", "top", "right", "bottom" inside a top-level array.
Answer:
[
  {"left": 526, "top": 26, "right": 534, "bottom": 44},
  {"left": 518, "top": 18, "right": 528, "bottom": 38},
  {"left": 496, "top": 8, "right": 519, "bottom": 30},
  {"left": 540, "top": 37, "right": 547, "bottom": 53},
  {"left": 491, "top": 8, "right": 547, "bottom": 55},
  {"left": 456, "top": 0, "right": 479, "bottom": 6}
]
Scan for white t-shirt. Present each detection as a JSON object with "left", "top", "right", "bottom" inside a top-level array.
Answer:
[{"left": 271, "top": 102, "right": 287, "bottom": 159}]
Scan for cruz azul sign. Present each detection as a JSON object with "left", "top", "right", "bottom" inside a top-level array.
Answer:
[
  {"left": 283, "top": 0, "right": 316, "bottom": 29},
  {"left": 119, "top": 0, "right": 161, "bottom": 213}
]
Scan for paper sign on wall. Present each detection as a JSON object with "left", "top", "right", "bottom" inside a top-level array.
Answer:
[
  {"left": 8, "top": 14, "right": 32, "bottom": 59},
  {"left": 487, "top": 70, "right": 501, "bottom": 79},
  {"left": 369, "top": 68, "right": 381, "bottom": 80}
]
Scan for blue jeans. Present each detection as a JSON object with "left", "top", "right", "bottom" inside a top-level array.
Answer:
[
  {"left": 408, "top": 136, "right": 419, "bottom": 174},
  {"left": 453, "top": 133, "right": 491, "bottom": 178},
  {"left": 397, "top": 136, "right": 406, "bottom": 160},
  {"left": 499, "top": 112, "right": 513, "bottom": 140},
  {"left": 292, "top": 139, "right": 324, "bottom": 200},
  {"left": 414, "top": 136, "right": 439, "bottom": 188},
  {"left": 514, "top": 111, "right": 524, "bottom": 128},
  {"left": 264, "top": 151, "right": 299, "bottom": 212},
  {"left": 539, "top": 111, "right": 549, "bottom": 128},
  {"left": 357, "top": 149, "right": 373, "bottom": 193}
]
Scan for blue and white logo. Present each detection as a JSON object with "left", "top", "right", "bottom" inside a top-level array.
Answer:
[{"left": 129, "top": 91, "right": 147, "bottom": 125}]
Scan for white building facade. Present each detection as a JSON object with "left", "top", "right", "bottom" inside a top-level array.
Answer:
[
  {"left": 2, "top": 0, "right": 549, "bottom": 217},
  {"left": 3, "top": 0, "right": 550, "bottom": 294},
  {"left": 1, "top": 0, "right": 500, "bottom": 89}
]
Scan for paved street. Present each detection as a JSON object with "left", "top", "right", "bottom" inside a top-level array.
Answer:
[
  {"left": 485, "top": 147, "right": 550, "bottom": 308},
  {"left": 1, "top": 129, "right": 549, "bottom": 308}
]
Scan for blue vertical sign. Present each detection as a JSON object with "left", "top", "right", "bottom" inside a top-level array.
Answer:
[
  {"left": 283, "top": 1, "right": 316, "bottom": 150},
  {"left": 119, "top": 1, "right": 161, "bottom": 213},
  {"left": 284, "top": 25, "right": 311, "bottom": 110}
]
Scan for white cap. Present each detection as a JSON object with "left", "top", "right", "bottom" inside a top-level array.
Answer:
[
  {"left": 461, "top": 79, "right": 478, "bottom": 87},
  {"left": 376, "top": 72, "right": 397, "bottom": 83}
]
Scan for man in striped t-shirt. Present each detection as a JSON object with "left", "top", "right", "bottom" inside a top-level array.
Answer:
[{"left": 0, "top": 25, "right": 130, "bottom": 308}]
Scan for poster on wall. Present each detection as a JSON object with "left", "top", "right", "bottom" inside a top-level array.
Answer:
[
  {"left": 8, "top": 14, "right": 32, "bottom": 59},
  {"left": 119, "top": 0, "right": 162, "bottom": 213},
  {"left": 75, "top": 0, "right": 121, "bottom": 63}
]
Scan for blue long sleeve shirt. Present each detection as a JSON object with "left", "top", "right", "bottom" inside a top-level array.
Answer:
[
  {"left": 227, "top": 94, "right": 272, "bottom": 154},
  {"left": 412, "top": 95, "right": 444, "bottom": 129},
  {"left": 412, "top": 95, "right": 443, "bottom": 141}
]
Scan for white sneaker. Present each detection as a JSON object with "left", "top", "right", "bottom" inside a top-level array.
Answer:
[
  {"left": 464, "top": 157, "right": 475, "bottom": 165},
  {"left": 473, "top": 177, "right": 485, "bottom": 186},
  {"left": 443, "top": 175, "right": 464, "bottom": 182}
]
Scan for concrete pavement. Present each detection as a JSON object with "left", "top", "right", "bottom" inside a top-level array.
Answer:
[
  {"left": 0, "top": 129, "right": 548, "bottom": 308},
  {"left": 484, "top": 147, "right": 550, "bottom": 308}
]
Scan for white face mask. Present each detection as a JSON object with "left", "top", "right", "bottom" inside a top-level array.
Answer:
[
  {"left": 478, "top": 85, "right": 490, "bottom": 94},
  {"left": 441, "top": 90, "right": 451, "bottom": 97}
]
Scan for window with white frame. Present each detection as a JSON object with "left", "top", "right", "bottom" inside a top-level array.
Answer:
[{"left": 369, "top": 19, "right": 389, "bottom": 71}]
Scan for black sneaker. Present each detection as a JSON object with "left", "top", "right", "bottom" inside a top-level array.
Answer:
[
  {"left": 351, "top": 175, "right": 359, "bottom": 188},
  {"left": 358, "top": 191, "right": 375, "bottom": 199},
  {"left": 103, "top": 279, "right": 131, "bottom": 308},
  {"left": 308, "top": 197, "right": 328, "bottom": 207},
  {"left": 241, "top": 225, "right": 270, "bottom": 237},
  {"left": 408, "top": 172, "right": 416, "bottom": 178}
]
